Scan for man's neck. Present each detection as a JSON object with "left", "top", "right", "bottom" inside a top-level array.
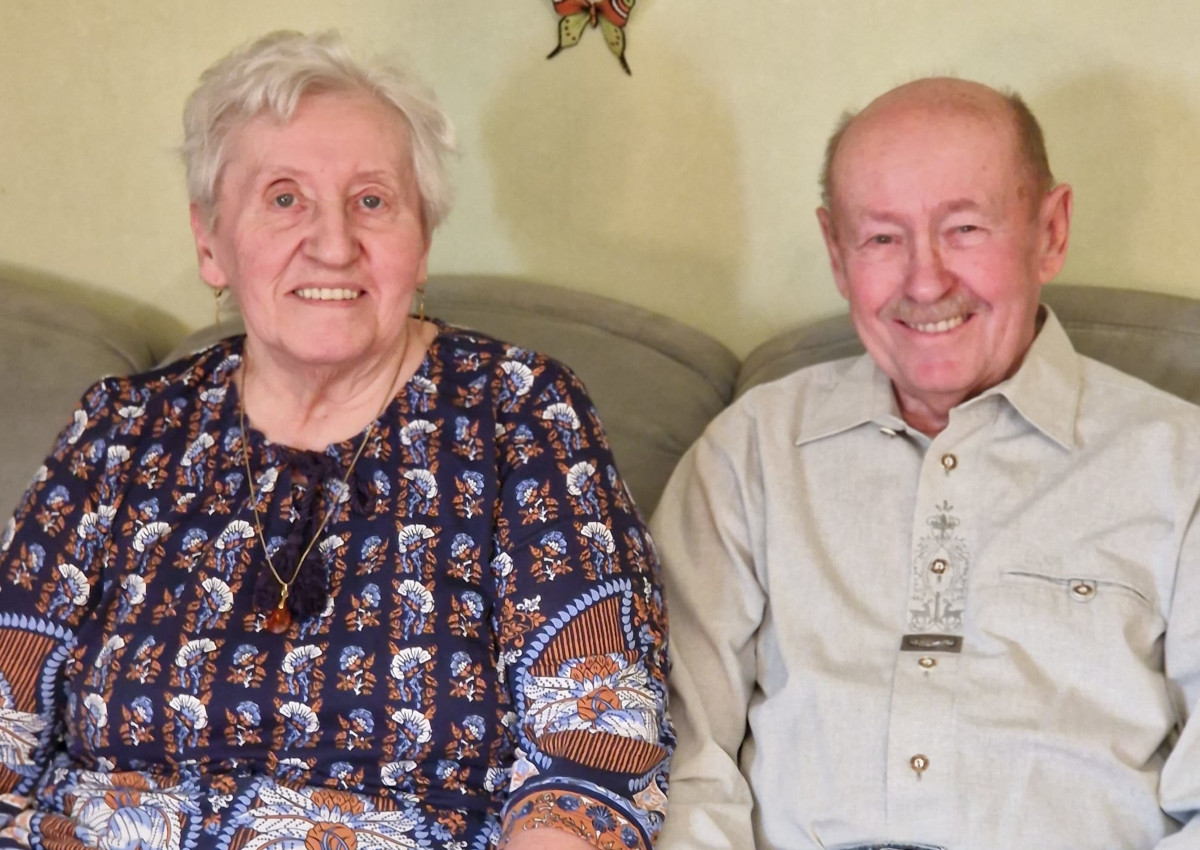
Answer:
[{"left": 898, "top": 400, "right": 950, "bottom": 437}]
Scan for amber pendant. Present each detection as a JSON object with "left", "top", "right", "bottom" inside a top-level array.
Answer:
[{"left": 263, "top": 603, "right": 291, "bottom": 634}]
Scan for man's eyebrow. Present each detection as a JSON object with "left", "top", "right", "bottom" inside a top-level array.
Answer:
[
  {"left": 851, "top": 209, "right": 906, "bottom": 227},
  {"left": 939, "top": 198, "right": 986, "bottom": 216}
]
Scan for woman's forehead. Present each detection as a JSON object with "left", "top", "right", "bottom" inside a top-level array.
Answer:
[{"left": 222, "top": 92, "right": 414, "bottom": 182}]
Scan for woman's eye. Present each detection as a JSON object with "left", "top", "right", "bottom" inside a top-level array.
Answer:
[
  {"left": 360, "top": 195, "right": 383, "bottom": 210},
  {"left": 273, "top": 193, "right": 295, "bottom": 209}
]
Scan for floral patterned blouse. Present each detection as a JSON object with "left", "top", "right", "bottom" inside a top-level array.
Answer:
[{"left": 0, "top": 323, "right": 672, "bottom": 850}]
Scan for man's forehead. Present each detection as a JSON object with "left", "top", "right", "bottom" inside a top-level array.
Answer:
[
  {"left": 831, "top": 96, "right": 1021, "bottom": 202},
  {"left": 833, "top": 79, "right": 1012, "bottom": 166},
  {"left": 846, "top": 96, "right": 1009, "bottom": 158}
]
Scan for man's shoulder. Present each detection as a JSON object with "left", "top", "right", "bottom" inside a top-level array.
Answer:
[
  {"left": 1077, "top": 353, "right": 1200, "bottom": 422},
  {"left": 706, "top": 356, "right": 863, "bottom": 438},
  {"left": 1070, "top": 354, "right": 1200, "bottom": 466}
]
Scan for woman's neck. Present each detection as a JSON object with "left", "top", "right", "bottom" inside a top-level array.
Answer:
[{"left": 237, "top": 319, "right": 436, "bottom": 451}]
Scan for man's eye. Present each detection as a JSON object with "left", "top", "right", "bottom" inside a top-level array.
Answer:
[
  {"left": 360, "top": 195, "right": 383, "bottom": 210},
  {"left": 273, "top": 193, "right": 295, "bottom": 208},
  {"left": 956, "top": 225, "right": 978, "bottom": 234},
  {"left": 870, "top": 235, "right": 894, "bottom": 245}
]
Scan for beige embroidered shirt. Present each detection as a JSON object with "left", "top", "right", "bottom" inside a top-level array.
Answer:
[{"left": 652, "top": 310, "right": 1200, "bottom": 850}]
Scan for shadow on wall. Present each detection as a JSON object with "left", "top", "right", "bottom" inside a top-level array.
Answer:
[
  {"left": 1039, "top": 70, "right": 1200, "bottom": 293},
  {"left": 480, "top": 28, "right": 749, "bottom": 353},
  {"left": 0, "top": 262, "right": 187, "bottom": 361}
]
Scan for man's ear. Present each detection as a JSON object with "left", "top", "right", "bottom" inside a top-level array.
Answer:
[
  {"left": 1036, "top": 183, "right": 1072, "bottom": 284},
  {"left": 190, "top": 203, "right": 228, "bottom": 290},
  {"left": 817, "top": 206, "right": 851, "bottom": 300}
]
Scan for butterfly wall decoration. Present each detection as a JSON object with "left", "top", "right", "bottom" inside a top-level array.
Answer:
[{"left": 547, "top": 0, "right": 637, "bottom": 76}]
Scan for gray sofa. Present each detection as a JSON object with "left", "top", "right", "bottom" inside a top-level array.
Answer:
[{"left": 5, "top": 274, "right": 1200, "bottom": 521}]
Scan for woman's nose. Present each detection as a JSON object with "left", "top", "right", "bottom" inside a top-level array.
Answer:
[{"left": 305, "top": 203, "right": 360, "bottom": 266}]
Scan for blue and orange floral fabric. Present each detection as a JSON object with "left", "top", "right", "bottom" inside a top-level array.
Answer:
[{"left": 0, "top": 323, "right": 671, "bottom": 850}]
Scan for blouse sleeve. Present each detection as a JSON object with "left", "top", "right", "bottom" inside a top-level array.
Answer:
[
  {"left": 489, "top": 353, "right": 672, "bottom": 850},
  {"left": 0, "top": 377, "right": 130, "bottom": 845}
]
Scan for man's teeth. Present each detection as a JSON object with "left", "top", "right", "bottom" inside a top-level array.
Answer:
[
  {"left": 910, "top": 315, "right": 965, "bottom": 334},
  {"left": 295, "top": 288, "right": 361, "bottom": 301}
]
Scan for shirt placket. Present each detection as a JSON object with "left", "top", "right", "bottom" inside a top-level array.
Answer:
[{"left": 884, "top": 424, "right": 977, "bottom": 845}]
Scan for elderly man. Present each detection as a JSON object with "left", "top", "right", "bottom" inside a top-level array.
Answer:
[{"left": 652, "top": 77, "right": 1200, "bottom": 849}]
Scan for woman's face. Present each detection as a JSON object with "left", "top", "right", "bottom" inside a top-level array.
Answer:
[{"left": 191, "top": 91, "right": 430, "bottom": 375}]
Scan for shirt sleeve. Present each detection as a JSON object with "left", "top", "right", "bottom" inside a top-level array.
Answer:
[
  {"left": 647, "top": 418, "right": 764, "bottom": 850},
  {"left": 1157, "top": 493, "right": 1200, "bottom": 848},
  {"left": 0, "top": 377, "right": 127, "bottom": 845},
  {"left": 489, "top": 353, "right": 672, "bottom": 850}
]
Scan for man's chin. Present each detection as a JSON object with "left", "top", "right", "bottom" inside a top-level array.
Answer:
[{"left": 892, "top": 369, "right": 984, "bottom": 409}]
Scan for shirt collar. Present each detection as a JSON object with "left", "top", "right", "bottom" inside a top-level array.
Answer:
[
  {"left": 794, "top": 305, "right": 1082, "bottom": 450},
  {"left": 974, "top": 306, "right": 1082, "bottom": 450},
  {"left": 793, "top": 350, "right": 907, "bottom": 446}
]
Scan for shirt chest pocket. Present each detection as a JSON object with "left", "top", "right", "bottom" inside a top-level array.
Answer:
[
  {"left": 986, "top": 558, "right": 1165, "bottom": 645},
  {"left": 1001, "top": 565, "right": 1157, "bottom": 611},
  {"left": 964, "top": 558, "right": 1169, "bottom": 730}
]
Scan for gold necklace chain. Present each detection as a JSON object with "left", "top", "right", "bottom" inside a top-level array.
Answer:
[{"left": 239, "top": 323, "right": 416, "bottom": 632}]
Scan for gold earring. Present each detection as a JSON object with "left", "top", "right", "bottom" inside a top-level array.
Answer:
[
  {"left": 213, "top": 288, "right": 223, "bottom": 325},
  {"left": 412, "top": 287, "right": 426, "bottom": 323}
]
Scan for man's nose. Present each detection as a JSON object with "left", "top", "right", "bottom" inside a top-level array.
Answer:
[
  {"left": 905, "top": 237, "right": 955, "bottom": 301},
  {"left": 305, "top": 202, "right": 360, "bottom": 266}
]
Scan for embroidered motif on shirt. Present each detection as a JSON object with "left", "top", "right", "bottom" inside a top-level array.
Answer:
[{"left": 907, "top": 500, "right": 969, "bottom": 633}]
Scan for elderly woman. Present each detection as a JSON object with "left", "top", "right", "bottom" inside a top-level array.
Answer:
[{"left": 0, "top": 31, "right": 670, "bottom": 850}]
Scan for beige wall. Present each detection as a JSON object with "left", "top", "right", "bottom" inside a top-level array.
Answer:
[{"left": 2, "top": 1, "right": 1199, "bottom": 357}]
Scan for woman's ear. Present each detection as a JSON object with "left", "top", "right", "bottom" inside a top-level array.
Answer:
[{"left": 190, "top": 203, "right": 228, "bottom": 289}]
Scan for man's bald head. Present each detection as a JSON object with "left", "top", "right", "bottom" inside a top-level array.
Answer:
[{"left": 819, "top": 78, "right": 1054, "bottom": 218}]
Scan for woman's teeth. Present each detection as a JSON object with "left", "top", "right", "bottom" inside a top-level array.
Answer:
[{"left": 295, "top": 288, "right": 361, "bottom": 301}]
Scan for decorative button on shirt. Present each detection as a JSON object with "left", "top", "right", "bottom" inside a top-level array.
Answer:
[{"left": 1071, "top": 580, "right": 1097, "bottom": 600}]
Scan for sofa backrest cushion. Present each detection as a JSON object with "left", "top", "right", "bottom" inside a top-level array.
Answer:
[
  {"left": 736, "top": 284, "right": 1200, "bottom": 405},
  {"left": 0, "top": 278, "right": 156, "bottom": 516},
  {"left": 162, "top": 275, "right": 740, "bottom": 516}
]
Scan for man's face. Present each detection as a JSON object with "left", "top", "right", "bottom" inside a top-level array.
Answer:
[{"left": 818, "top": 98, "right": 1070, "bottom": 430}]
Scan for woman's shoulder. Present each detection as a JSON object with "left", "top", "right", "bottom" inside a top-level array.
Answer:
[
  {"left": 148, "top": 335, "right": 243, "bottom": 381},
  {"left": 432, "top": 321, "right": 582, "bottom": 386},
  {"left": 78, "top": 337, "right": 243, "bottom": 418}
]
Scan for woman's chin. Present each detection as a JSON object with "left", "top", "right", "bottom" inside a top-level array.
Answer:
[{"left": 247, "top": 335, "right": 380, "bottom": 375}]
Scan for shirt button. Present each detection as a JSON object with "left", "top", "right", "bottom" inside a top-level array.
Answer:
[
  {"left": 941, "top": 453, "right": 958, "bottom": 472},
  {"left": 910, "top": 754, "right": 929, "bottom": 775},
  {"left": 918, "top": 656, "right": 937, "bottom": 669},
  {"left": 1071, "top": 581, "right": 1096, "bottom": 600},
  {"left": 930, "top": 558, "right": 948, "bottom": 575},
  {"left": 880, "top": 426, "right": 899, "bottom": 437}
]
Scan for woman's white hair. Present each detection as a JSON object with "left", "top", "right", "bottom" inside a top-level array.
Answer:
[{"left": 182, "top": 30, "right": 456, "bottom": 231}]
